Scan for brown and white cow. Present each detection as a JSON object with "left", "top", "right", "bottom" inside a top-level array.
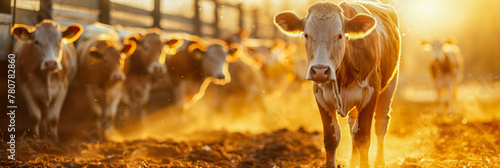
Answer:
[
  {"left": 422, "top": 40, "right": 463, "bottom": 114},
  {"left": 274, "top": 1, "right": 401, "bottom": 167},
  {"left": 122, "top": 29, "right": 181, "bottom": 119},
  {"left": 75, "top": 23, "right": 136, "bottom": 136},
  {"left": 12, "top": 20, "right": 82, "bottom": 142},
  {"left": 166, "top": 36, "right": 237, "bottom": 111}
]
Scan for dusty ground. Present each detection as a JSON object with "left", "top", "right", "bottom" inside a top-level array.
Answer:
[{"left": 1, "top": 81, "right": 500, "bottom": 167}]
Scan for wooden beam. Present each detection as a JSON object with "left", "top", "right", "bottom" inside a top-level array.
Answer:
[
  {"left": 38, "top": 0, "right": 53, "bottom": 22},
  {"left": 152, "top": 0, "right": 161, "bottom": 28},
  {"left": 0, "top": 0, "right": 10, "bottom": 14},
  {"left": 99, "top": 0, "right": 111, "bottom": 24},
  {"left": 193, "top": 0, "right": 201, "bottom": 36},
  {"left": 237, "top": 3, "right": 243, "bottom": 29},
  {"left": 213, "top": 0, "right": 220, "bottom": 37}
]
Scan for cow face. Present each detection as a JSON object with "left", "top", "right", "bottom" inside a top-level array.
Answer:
[
  {"left": 421, "top": 40, "right": 451, "bottom": 61},
  {"left": 88, "top": 40, "right": 136, "bottom": 84},
  {"left": 128, "top": 33, "right": 181, "bottom": 76},
  {"left": 12, "top": 20, "right": 82, "bottom": 72},
  {"left": 189, "top": 42, "right": 238, "bottom": 85},
  {"left": 274, "top": 3, "right": 376, "bottom": 83}
]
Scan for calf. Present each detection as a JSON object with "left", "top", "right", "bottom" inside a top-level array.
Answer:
[
  {"left": 422, "top": 40, "right": 464, "bottom": 114},
  {"left": 12, "top": 20, "right": 82, "bottom": 142},
  {"left": 274, "top": 1, "right": 401, "bottom": 167},
  {"left": 74, "top": 23, "right": 136, "bottom": 136},
  {"left": 122, "top": 29, "right": 181, "bottom": 119},
  {"left": 166, "top": 37, "right": 237, "bottom": 111}
]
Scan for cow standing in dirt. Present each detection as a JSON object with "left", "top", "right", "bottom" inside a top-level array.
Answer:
[
  {"left": 422, "top": 40, "right": 464, "bottom": 114},
  {"left": 274, "top": 1, "right": 401, "bottom": 167},
  {"left": 72, "top": 23, "right": 136, "bottom": 137},
  {"left": 166, "top": 37, "right": 237, "bottom": 111},
  {"left": 122, "top": 29, "right": 180, "bottom": 120},
  {"left": 12, "top": 20, "right": 82, "bottom": 142}
]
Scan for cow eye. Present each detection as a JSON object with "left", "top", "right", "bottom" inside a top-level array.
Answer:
[
  {"left": 338, "top": 34, "right": 343, "bottom": 39},
  {"left": 34, "top": 40, "right": 39, "bottom": 45},
  {"left": 304, "top": 33, "right": 309, "bottom": 39}
]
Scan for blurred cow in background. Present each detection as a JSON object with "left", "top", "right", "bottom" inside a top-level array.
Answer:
[
  {"left": 62, "top": 22, "right": 136, "bottom": 140},
  {"left": 12, "top": 20, "right": 82, "bottom": 142},
  {"left": 121, "top": 28, "right": 181, "bottom": 123},
  {"left": 422, "top": 39, "right": 464, "bottom": 114},
  {"left": 165, "top": 35, "right": 238, "bottom": 112}
]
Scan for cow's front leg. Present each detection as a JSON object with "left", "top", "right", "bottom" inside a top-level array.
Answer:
[
  {"left": 348, "top": 109, "right": 359, "bottom": 168},
  {"left": 46, "top": 88, "right": 69, "bottom": 143},
  {"left": 374, "top": 72, "right": 398, "bottom": 167},
  {"left": 314, "top": 85, "right": 341, "bottom": 168},
  {"left": 354, "top": 97, "right": 378, "bottom": 168},
  {"left": 20, "top": 85, "right": 42, "bottom": 140},
  {"left": 318, "top": 103, "right": 340, "bottom": 168}
]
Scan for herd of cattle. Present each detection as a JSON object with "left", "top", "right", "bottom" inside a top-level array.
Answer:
[
  {"left": 9, "top": 20, "right": 307, "bottom": 143},
  {"left": 5, "top": 0, "right": 465, "bottom": 167}
]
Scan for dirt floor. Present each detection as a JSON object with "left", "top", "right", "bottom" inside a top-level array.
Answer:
[{"left": 1, "top": 81, "right": 500, "bottom": 167}]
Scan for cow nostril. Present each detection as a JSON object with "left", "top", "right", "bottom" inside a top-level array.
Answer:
[
  {"left": 324, "top": 68, "right": 330, "bottom": 75},
  {"left": 215, "top": 74, "right": 225, "bottom": 79}
]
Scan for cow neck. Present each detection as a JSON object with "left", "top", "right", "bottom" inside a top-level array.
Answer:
[{"left": 337, "top": 47, "right": 359, "bottom": 88}]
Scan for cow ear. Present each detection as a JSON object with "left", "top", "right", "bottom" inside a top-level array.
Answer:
[
  {"left": 188, "top": 43, "right": 206, "bottom": 60},
  {"left": 122, "top": 41, "right": 137, "bottom": 56},
  {"left": 274, "top": 11, "right": 304, "bottom": 37},
  {"left": 11, "top": 24, "right": 33, "bottom": 41},
  {"left": 237, "top": 29, "right": 250, "bottom": 39},
  {"left": 421, "top": 40, "right": 432, "bottom": 52},
  {"left": 62, "top": 24, "right": 83, "bottom": 43},
  {"left": 227, "top": 43, "right": 241, "bottom": 62},
  {"left": 127, "top": 33, "right": 142, "bottom": 44},
  {"left": 344, "top": 14, "right": 377, "bottom": 40},
  {"left": 165, "top": 38, "right": 183, "bottom": 49}
]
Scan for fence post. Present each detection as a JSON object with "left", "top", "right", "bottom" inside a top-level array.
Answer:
[
  {"left": 152, "top": 0, "right": 161, "bottom": 28},
  {"left": 251, "top": 9, "right": 259, "bottom": 38},
  {"left": 38, "top": 0, "right": 53, "bottom": 22},
  {"left": 213, "top": 0, "right": 220, "bottom": 38},
  {"left": 237, "top": 3, "right": 243, "bottom": 30},
  {"left": 99, "top": 0, "right": 111, "bottom": 24},
  {"left": 193, "top": 0, "right": 201, "bottom": 36},
  {"left": 0, "top": 0, "right": 10, "bottom": 14}
]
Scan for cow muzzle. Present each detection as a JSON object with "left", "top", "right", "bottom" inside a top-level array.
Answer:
[
  {"left": 42, "top": 60, "right": 59, "bottom": 72},
  {"left": 111, "top": 72, "right": 126, "bottom": 82},
  {"left": 307, "top": 64, "right": 335, "bottom": 83},
  {"left": 149, "top": 64, "right": 166, "bottom": 76}
]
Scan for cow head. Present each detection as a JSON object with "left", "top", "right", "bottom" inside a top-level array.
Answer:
[
  {"left": 12, "top": 20, "right": 82, "bottom": 72},
  {"left": 87, "top": 39, "right": 136, "bottom": 84},
  {"left": 188, "top": 40, "right": 238, "bottom": 85},
  {"left": 128, "top": 31, "right": 182, "bottom": 76},
  {"left": 274, "top": 2, "right": 376, "bottom": 83},
  {"left": 421, "top": 39, "right": 455, "bottom": 61}
]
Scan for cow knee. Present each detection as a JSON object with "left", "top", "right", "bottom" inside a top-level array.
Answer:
[{"left": 324, "top": 134, "right": 339, "bottom": 150}]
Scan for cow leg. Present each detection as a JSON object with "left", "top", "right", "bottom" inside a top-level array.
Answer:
[
  {"left": 87, "top": 86, "right": 104, "bottom": 140},
  {"left": 47, "top": 88, "right": 69, "bottom": 143},
  {"left": 315, "top": 87, "right": 340, "bottom": 168},
  {"left": 20, "top": 85, "right": 42, "bottom": 139},
  {"left": 354, "top": 95, "right": 378, "bottom": 168},
  {"left": 374, "top": 73, "right": 398, "bottom": 167},
  {"left": 104, "top": 86, "right": 122, "bottom": 136},
  {"left": 318, "top": 104, "right": 340, "bottom": 168},
  {"left": 348, "top": 109, "right": 359, "bottom": 168}
]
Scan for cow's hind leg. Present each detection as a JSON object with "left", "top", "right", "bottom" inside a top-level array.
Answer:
[{"left": 374, "top": 73, "right": 398, "bottom": 167}]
